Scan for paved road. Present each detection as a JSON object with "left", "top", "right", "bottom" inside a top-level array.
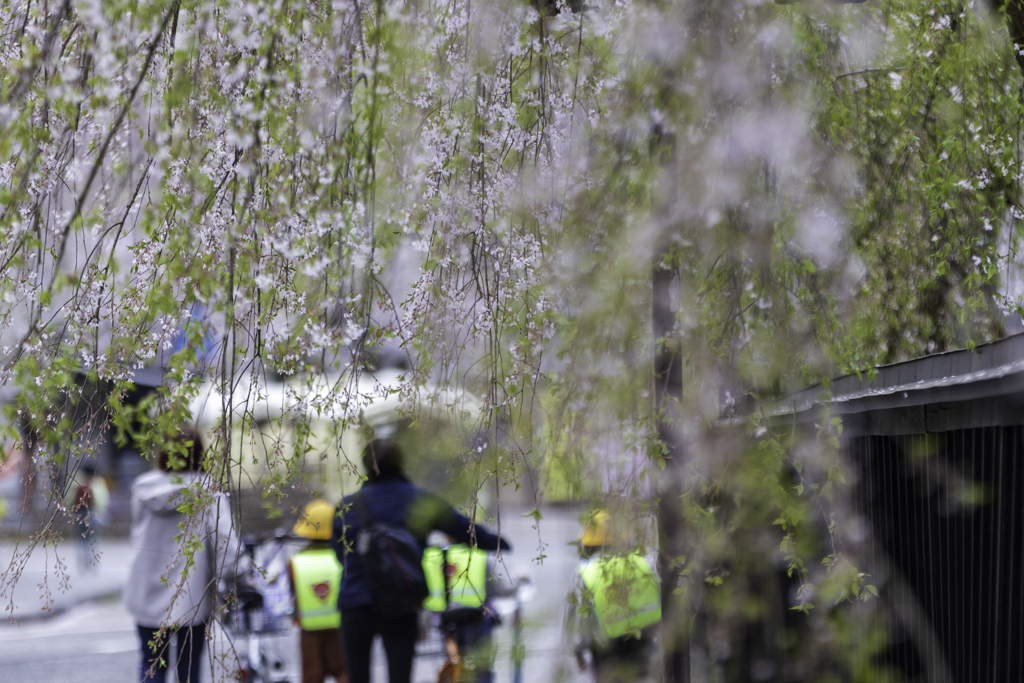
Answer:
[
  {"left": 0, "top": 505, "right": 594, "bottom": 683},
  {"left": 0, "top": 597, "right": 137, "bottom": 682},
  {"left": 0, "top": 535, "right": 130, "bottom": 622}
]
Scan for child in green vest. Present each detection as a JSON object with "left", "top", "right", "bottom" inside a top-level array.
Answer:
[
  {"left": 566, "top": 510, "right": 661, "bottom": 683},
  {"left": 290, "top": 499, "right": 348, "bottom": 683},
  {"left": 423, "top": 537, "right": 522, "bottom": 683}
]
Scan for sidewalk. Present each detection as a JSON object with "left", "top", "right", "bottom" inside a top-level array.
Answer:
[
  {"left": 0, "top": 506, "right": 595, "bottom": 682},
  {"left": 0, "top": 537, "right": 129, "bottom": 623}
]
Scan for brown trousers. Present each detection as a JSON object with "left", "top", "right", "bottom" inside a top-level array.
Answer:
[{"left": 300, "top": 627, "right": 348, "bottom": 683}]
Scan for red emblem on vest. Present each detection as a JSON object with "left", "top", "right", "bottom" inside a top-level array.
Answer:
[
  {"left": 312, "top": 581, "right": 332, "bottom": 603},
  {"left": 445, "top": 563, "right": 458, "bottom": 579}
]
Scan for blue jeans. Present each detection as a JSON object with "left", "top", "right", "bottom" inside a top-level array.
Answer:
[
  {"left": 137, "top": 623, "right": 206, "bottom": 683},
  {"left": 74, "top": 511, "right": 100, "bottom": 569}
]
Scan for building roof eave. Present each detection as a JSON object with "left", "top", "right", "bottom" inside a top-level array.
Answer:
[{"left": 767, "top": 333, "right": 1024, "bottom": 425}]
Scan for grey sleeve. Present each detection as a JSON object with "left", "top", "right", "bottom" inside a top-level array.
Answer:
[
  {"left": 207, "top": 493, "right": 248, "bottom": 580},
  {"left": 564, "top": 572, "right": 595, "bottom": 654}
]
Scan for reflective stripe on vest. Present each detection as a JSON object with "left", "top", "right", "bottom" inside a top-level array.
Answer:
[
  {"left": 579, "top": 553, "right": 661, "bottom": 639},
  {"left": 292, "top": 548, "right": 343, "bottom": 630},
  {"left": 423, "top": 547, "right": 447, "bottom": 612}
]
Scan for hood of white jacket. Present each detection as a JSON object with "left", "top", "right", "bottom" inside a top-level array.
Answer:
[{"left": 132, "top": 470, "right": 208, "bottom": 515}]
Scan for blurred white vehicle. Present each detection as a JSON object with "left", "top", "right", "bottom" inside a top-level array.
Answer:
[{"left": 188, "top": 368, "right": 486, "bottom": 502}]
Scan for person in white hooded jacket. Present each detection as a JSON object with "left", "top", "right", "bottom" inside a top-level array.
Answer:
[{"left": 125, "top": 424, "right": 244, "bottom": 683}]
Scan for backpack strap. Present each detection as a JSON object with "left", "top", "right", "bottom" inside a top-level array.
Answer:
[
  {"left": 442, "top": 547, "right": 451, "bottom": 608},
  {"left": 352, "top": 491, "right": 375, "bottom": 555}
]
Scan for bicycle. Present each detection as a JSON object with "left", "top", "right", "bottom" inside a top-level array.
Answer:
[
  {"left": 223, "top": 531, "right": 303, "bottom": 683},
  {"left": 434, "top": 576, "right": 535, "bottom": 683}
]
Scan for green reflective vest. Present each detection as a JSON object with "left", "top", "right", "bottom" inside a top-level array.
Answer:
[
  {"left": 423, "top": 547, "right": 447, "bottom": 612},
  {"left": 292, "top": 548, "right": 343, "bottom": 631},
  {"left": 448, "top": 545, "right": 487, "bottom": 608},
  {"left": 579, "top": 553, "right": 661, "bottom": 639},
  {"left": 422, "top": 544, "right": 488, "bottom": 611}
]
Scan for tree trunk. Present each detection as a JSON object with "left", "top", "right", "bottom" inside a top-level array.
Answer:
[
  {"left": 996, "top": 0, "right": 1024, "bottom": 75},
  {"left": 653, "top": 262, "right": 689, "bottom": 683}
]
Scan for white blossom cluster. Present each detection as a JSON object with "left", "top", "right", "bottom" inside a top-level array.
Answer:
[{"left": 0, "top": 0, "right": 630, "bottom": 480}]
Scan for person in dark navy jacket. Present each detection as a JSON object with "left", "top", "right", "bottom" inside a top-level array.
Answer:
[{"left": 332, "top": 438, "right": 510, "bottom": 683}]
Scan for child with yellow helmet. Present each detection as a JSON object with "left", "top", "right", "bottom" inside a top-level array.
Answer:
[
  {"left": 568, "top": 509, "right": 661, "bottom": 683},
  {"left": 290, "top": 499, "right": 348, "bottom": 683}
]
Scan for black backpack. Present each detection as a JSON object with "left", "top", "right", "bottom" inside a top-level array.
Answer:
[{"left": 353, "top": 491, "right": 429, "bottom": 616}]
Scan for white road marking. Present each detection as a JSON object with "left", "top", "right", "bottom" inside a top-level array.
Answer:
[{"left": 93, "top": 638, "right": 137, "bottom": 654}]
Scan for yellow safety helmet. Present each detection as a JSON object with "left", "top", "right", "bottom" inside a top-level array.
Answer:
[
  {"left": 579, "top": 509, "right": 616, "bottom": 547},
  {"left": 293, "top": 499, "right": 335, "bottom": 540}
]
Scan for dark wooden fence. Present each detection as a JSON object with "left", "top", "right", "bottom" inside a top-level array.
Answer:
[
  {"left": 849, "top": 429, "right": 1024, "bottom": 682},
  {"left": 765, "top": 332, "right": 1024, "bottom": 682}
]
